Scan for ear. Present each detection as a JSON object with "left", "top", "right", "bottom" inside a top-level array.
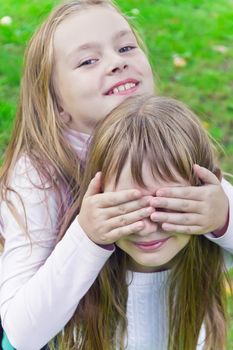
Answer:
[{"left": 60, "top": 110, "right": 71, "bottom": 124}]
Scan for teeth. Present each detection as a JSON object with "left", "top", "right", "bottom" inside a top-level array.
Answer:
[
  {"left": 125, "top": 83, "right": 132, "bottom": 89},
  {"left": 110, "top": 82, "right": 136, "bottom": 95},
  {"left": 129, "top": 83, "right": 136, "bottom": 89},
  {"left": 118, "top": 85, "right": 125, "bottom": 92}
]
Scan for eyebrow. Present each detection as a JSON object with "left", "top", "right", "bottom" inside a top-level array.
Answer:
[
  {"left": 67, "top": 29, "right": 134, "bottom": 60},
  {"left": 114, "top": 29, "right": 134, "bottom": 40}
]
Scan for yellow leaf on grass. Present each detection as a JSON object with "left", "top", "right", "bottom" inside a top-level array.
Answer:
[{"left": 173, "top": 55, "right": 187, "bottom": 68}]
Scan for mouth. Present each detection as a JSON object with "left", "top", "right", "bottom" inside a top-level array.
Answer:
[
  {"left": 104, "top": 79, "right": 140, "bottom": 96},
  {"left": 133, "top": 237, "right": 171, "bottom": 251}
]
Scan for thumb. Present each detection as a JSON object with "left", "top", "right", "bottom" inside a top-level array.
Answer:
[
  {"left": 83, "top": 172, "right": 102, "bottom": 199},
  {"left": 193, "top": 164, "right": 220, "bottom": 185}
]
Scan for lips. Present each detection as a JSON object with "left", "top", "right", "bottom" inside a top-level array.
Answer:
[
  {"left": 104, "top": 78, "right": 139, "bottom": 95},
  {"left": 133, "top": 237, "right": 171, "bottom": 251}
]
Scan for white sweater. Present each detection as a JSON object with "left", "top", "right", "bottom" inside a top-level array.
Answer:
[
  {"left": 125, "top": 270, "right": 208, "bottom": 350},
  {"left": 1, "top": 130, "right": 233, "bottom": 350}
]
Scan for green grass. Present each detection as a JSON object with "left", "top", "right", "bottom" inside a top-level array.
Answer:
[
  {"left": 118, "top": 0, "right": 233, "bottom": 173},
  {"left": 0, "top": 0, "right": 233, "bottom": 346}
]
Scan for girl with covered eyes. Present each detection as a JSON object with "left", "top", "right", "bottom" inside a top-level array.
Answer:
[
  {"left": 0, "top": 1, "right": 232, "bottom": 349},
  {"left": 65, "top": 95, "right": 233, "bottom": 350}
]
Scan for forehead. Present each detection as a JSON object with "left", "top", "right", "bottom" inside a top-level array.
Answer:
[
  {"left": 53, "top": 6, "right": 133, "bottom": 57},
  {"left": 105, "top": 158, "right": 189, "bottom": 194}
]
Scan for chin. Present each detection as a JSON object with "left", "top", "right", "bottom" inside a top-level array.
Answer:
[{"left": 130, "top": 257, "right": 172, "bottom": 273}]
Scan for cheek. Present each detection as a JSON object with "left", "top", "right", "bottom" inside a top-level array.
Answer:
[
  {"left": 176, "top": 235, "right": 191, "bottom": 252},
  {"left": 60, "top": 71, "right": 89, "bottom": 100},
  {"left": 115, "top": 239, "right": 124, "bottom": 249},
  {"left": 139, "top": 57, "right": 154, "bottom": 91},
  {"left": 140, "top": 54, "right": 153, "bottom": 75},
  {"left": 115, "top": 239, "right": 129, "bottom": 254}
]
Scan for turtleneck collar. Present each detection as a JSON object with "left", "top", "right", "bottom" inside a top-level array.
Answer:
[
  {"left": 63, "top": 128, "right": 92, "bottom": 161},
  {"left": 127, "top": 269, "right": 170, "bottom": 287}
]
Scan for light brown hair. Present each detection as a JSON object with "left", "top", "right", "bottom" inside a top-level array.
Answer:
[{"left": 59, "top": 95, "right": 230, "bottom": 350}]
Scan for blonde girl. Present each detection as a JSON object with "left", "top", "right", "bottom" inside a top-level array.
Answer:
[
  {"left": 71, "top": 95, "right": 232, "bottom": 350},
  {"left": 0, "top": 1, "right": 232, "bottom": 349}
]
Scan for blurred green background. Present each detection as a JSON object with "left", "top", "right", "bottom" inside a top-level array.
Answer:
[
  {"left": 0, "top": 0, "right": 232, "bottom": 174},
  {"left": 0, "top": 0, "right": 233, "bottom": 347}
]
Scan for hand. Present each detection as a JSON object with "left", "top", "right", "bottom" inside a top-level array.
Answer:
[
  {"left": 78, "top": 172, "right": 154, "bottom": 245},
  {"left": 150, "top": 165, "right": 229, "bottom": 235}
]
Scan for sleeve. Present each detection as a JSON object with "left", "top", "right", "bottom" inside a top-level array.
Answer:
[
  {"left": 205, "top": 178, "right": 233, "bottom": 254},
  {"left": 0, "top": 157, "right": 113, "bottom": 350}
]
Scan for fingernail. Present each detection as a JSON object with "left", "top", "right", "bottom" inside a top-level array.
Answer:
[
  {"left": 156, "top": 190, "right": 165, "bottom": 196},
  {"left": 151, "top": 215, "right": 159, "bottom": 222},
  {"left": 162, "top": 224, "right": 170, "bottom": 231}
]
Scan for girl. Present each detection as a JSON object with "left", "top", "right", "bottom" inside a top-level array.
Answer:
[
  {"left": 0, "top": 1, "right": 232, "bottom": 349},
  {"left": 70, "top": 95, "right": 233, "bottom": 350}
]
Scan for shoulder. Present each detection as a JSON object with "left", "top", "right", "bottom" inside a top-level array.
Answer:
[
  {"left": 9, "top": 154, "right": 54, "bottom": 191},
  {"left": 221, "top": 177, "right": 233, "bottom": 194},
  {"left": 4, "top": 154, "right": 60, "bottom": 210},
  {"left": 1, "top": 155, "right": 62, "bottom": 237}
]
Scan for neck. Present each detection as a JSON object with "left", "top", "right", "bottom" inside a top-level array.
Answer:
[{"left": 63, "top": 128, "right": 91, "bottom": 161}]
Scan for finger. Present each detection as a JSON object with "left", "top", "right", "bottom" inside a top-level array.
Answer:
[
  {"left": 193, "top": 164, "right": 220, "bottom": 185},
  {"left": 156, "top": 185, "right": 206, "bottom": 201},
  {"left": 105, "top": 196, "right": 153, "bottom": 217},
  {"left": 150, "top": 197, "right": 202, "bottom": 214},
  {"left": 150, "top": 211, "right": 202, "bottom": 226},
  {"left": 108, "top": 221, "right": 146, "bottom": 241},
  {"left": 97, "top": 189, "right": 142, "bottom": 208},
  {"left": 161, "top": 223, "right": 203, "bottom": 235},
  {"left": 107, "top": 206, "right": 155, "bottom": 230},
  {"left": 83, "top": 172, "right": 102, "bottom": 199}
]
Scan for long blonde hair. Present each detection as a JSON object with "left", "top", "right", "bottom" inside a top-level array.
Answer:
[
  {"left": 0, "top": 0, "right": 149, "bottom": 235},
  {"left": 58, "top": 95, "right": 230, "bottom": 349}
]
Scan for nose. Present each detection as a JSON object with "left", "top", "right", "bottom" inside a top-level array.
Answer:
[
  {"left": 106, "top": 52, "right": 128, "bottom": 75},
  {"left": 111, "top": 63, "right": 128, "bottom": 74},
  {"left": 137, "top": 218, "right": 159, "bottom": 237}
]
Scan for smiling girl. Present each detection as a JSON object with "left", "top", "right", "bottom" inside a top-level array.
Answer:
[{"left": 0, "top": 1, "right": 232, "bottom": 349}]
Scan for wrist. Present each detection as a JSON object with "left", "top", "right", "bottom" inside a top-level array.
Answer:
[
  {"left": 212, "top": 208, "right": 229, "bottom": 237},
  {"left": 98, "top": 243, "right": 115, "bottom": 251}
]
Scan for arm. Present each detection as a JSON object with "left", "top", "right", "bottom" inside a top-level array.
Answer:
[
  {"left": 205, "top": 178, "right": 233, "bottom": 253},
  {"left": 1, "top": 159, "right": 152, "bottom": 350},
  {"left": 0, "top": 157, "right": 112, "bottom": 350}
]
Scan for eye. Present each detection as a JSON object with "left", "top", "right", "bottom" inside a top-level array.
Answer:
[
  {"left": 119, "top": 45, "right": 136, "bottom": 53},
  {"left": 78, "top": 58, "right": 98, "bottom": 67}
]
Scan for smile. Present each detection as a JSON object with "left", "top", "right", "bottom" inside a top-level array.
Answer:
[
  {"left": 133, "top": 237, "right": 171, "bottom": 252},
  {"left": 105, "top": 79, "right": 139, "bottom": 96}
]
